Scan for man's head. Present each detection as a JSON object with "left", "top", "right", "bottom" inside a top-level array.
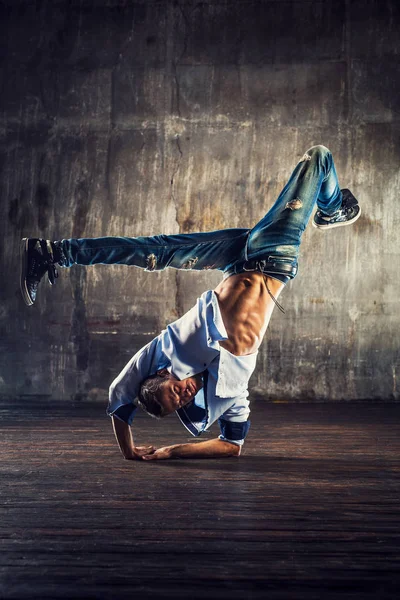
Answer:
[{"left": 137, "top": 368, "right": 204, "bottom": 418}]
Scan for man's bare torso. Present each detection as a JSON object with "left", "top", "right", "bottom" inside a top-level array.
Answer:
[{"left": 214, "top": 272, "right": 285, "bottom": 356}]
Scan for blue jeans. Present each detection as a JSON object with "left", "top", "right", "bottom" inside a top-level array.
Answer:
[{"left": 60, "top": 145, "right": 342, "bottom": 284}]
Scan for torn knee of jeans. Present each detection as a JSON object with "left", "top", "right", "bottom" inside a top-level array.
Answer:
[
  {"left": 299, "top": 152, "right": 312, "bottom": 162},
  {"left": 181, "top": 257, "right": 199, "bottom": 269},
  {"left": 146, "top": 253, "right": 157, "bottom": 271},
  {"left": 285, "top": 198, "right": 303, "bottom": 210}
]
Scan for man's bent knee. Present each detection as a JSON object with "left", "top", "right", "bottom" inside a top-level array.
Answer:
[{"left": 306, "top": 144, "right": 331, "bottom": 159}]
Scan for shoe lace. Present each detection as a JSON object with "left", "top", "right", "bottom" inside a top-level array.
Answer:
[{"left": 39, "top": 239, "right": 59, "bottom": 284}]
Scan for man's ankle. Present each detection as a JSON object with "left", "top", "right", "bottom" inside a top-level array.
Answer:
[{"left": 52, "top": 241, "right": 67, "bottom": 266}]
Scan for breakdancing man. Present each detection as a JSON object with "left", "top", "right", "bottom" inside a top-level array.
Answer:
[{"left": 20, "top": 145, "right": 361, "bottom": 460}]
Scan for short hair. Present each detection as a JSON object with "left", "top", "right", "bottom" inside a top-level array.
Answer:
[{"left": 137, "top": 373, "right": 169, "bottom": 419}]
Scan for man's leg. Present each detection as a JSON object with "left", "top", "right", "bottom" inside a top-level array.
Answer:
[
  {"left": 58, "top": 228, "right": 249, "bottom": 271},
  {"left": 20, "top": 145, "right": 359, "bottom": 306},
  {"left": 242, "top": 145, "right": 360, "bottom": 280},
  {"left": 20, "top": 228, "right": 249, "bottom": 306}
]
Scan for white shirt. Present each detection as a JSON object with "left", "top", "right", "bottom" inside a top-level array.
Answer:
[{"left": 107, "top": 290, "right": 257, "bottom": 445}]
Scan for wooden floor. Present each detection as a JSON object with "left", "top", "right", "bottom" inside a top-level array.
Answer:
[{"left": 1, "top": 399, "right": 399, "bottom": 600}]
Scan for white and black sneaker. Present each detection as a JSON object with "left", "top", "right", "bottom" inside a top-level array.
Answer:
[
  {"left": 20, "top": 238, "right": 60, "bottom": 306},
  {"left": 313, "top": 189, "right": 361, "bottom": 230}
]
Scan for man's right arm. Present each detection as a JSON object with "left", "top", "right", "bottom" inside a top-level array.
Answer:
[
  {"left": 108, "top": 335, "right": 165, "bottom": 460},
  {"left": 111, "top": 416, "right": 155, "bottom": 460}
]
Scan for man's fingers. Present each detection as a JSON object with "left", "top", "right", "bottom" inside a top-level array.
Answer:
[
  {"left": 142, "top": 448, "right": 170, "bottom": 460},
  {"left": 142, "top": 453, "right": 158, "bottom": 461},
  {"left": 134, "top": 445, "right": 156, "bottom": 457}
]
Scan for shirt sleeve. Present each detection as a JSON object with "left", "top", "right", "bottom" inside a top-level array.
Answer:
[
  {"left": 112, "top": 403, "right": 137, "bottom": 425},
  {"left": 218, "top": 417, "right": 251, "bottom": 446},
  {"left": 217, "top": 395, "right": 251, "bottom": 446},
  {"left": 107, "top": 335, "right": 166, "bottom": 420}
]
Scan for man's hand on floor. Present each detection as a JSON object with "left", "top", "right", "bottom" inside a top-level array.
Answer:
[
  {"left": 131, "top": 445, "right": 157, "bottom": 459},
  {"left": 142, "top": 445, "right": 175, "bottom": 460},
  {"left": 112, "top": 415, "right": 157, "bottom": 460}
]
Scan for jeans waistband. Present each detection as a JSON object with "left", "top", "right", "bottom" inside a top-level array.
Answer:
[{"left": 223, "top": 257, "right": 298, "bottom": 284}]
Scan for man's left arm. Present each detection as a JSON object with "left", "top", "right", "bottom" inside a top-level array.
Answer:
[
  {"left": 143, "top": 415, "right": 250, "bottom": 460},
  {"left": 142, "top": 438, "right": 240, "bottom": 460}
]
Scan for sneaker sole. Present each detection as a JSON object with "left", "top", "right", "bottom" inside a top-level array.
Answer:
[
  {"left": 20, "top": 238, "right": 34, "bottom": 306},
  {"left": 312, "top": 206, "right": 362, "bottom": 230}
]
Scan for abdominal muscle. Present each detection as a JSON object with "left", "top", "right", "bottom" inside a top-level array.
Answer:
[{"left": 213, "top": 272, "right": 285, "bottom": 356}]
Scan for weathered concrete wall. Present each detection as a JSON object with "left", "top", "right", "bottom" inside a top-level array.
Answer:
[{"left": 1, "top": 0, "right": 399, "bottom": 402}]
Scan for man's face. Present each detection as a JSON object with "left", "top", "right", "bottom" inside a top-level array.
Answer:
[{"left": 158, "top": 373, "right": 204, "bottom": 415}]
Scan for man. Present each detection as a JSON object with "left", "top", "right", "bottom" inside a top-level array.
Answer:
[{"left": 20, "top": 145, "right": 361, "bottom": 460}]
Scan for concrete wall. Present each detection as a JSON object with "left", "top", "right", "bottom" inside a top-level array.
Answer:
[{"left": 1, "top": 0, "right": 399, "bottom": 402}]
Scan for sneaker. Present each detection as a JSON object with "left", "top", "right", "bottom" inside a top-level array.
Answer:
[
  {"left": 20, "top": 238, "right": 59, "bottom": 306},
  {"left": 313, "top": 189, "right": 361, "bottom": 230}
]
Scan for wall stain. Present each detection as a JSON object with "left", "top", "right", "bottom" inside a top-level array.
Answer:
[
  {"left": 175, "top": 271, "right": 185, "bottom": 319},
  {"left": 69, "top": 267, "right": 90, "bottom": 399},
  {"left": 8, "top": 191, "right": 35, "bottom": 231},
  {"left": 181, "top": 216, "right": 196, "bottom": 232},
  {"left": 8, "top": 198, "right": 20, "bottom": 226},
  {"left": 69, "top": 175, "right": 92, "bottom": 400},
  {"left": 353, "top": 214, "right": 382, "bottom": 234},
  {"left": 36, "top": 183, "right": 50, "bottom": 231},
  {"left": 72, "top": 179, "right": 91, "bottom": 238},
  {"left": 104, "top": 134, "right": 116, "bottom": 232}
]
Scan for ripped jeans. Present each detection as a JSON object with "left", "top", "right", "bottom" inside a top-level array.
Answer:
[{"left": 59, "top": 145, "right": 342, "bottom": 284}]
